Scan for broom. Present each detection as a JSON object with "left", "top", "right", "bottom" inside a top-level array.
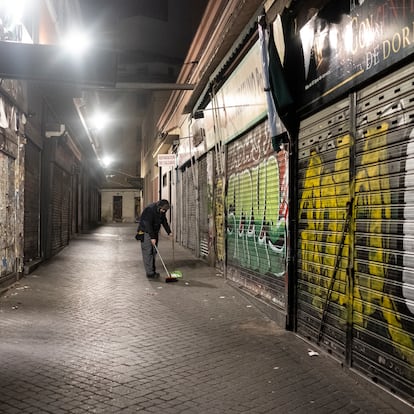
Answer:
[{"left": 154, "top": 244, "right": 178, "bottom": 283}]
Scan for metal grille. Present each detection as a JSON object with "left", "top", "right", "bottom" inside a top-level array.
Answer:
[
  {"left": 51, "top": 165, "right": 71, "bottom": 255},
  {"left": 24, "top": 140, "right": 41, "bottom": 262},
  {"left": 0, "top": 152, "right": 16, "bottom": 284},
  {"left": 353, "top": 61, "right": 414, "bottom": 400},
  {"left": 198, "top": 155, "right": 209, "bottom": 258},
  {"left": 297, "top": 98, "right": 352, "bottom": 359},
  {"left": 226, "top": 121, "right": 288, "bottom": 308},
  {"left": 181, "top": 165, "right": 197, "bottom": 252},
  {"left": 214, "top": 150, "right": 225, "bottom": 268},
  {"left": 297, "top": 62, "right": 414, "bottom": 402}
]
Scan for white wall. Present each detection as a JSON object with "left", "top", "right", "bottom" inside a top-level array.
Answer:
[{"left": 101, "top": 189, "right": 141, "bottom": 223}]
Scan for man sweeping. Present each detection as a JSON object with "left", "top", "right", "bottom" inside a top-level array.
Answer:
[{"left": 137, "top": 199, "right": 172, "bottom": 278}]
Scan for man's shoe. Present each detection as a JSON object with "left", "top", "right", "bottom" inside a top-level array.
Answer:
[
  {"left": 146, "top": 273, "right": 155, "bottom": 278},
  {"left": 154, "top": 272, "right": 160, "bottom": 278}
]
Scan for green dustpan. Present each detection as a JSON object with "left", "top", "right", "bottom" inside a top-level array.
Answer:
[{"left": 171, "top": 237, "right": 183, "bottom": 278}]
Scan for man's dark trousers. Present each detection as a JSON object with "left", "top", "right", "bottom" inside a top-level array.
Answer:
[{"left": 141, "top": 233, "right": 157, "bottom": 276}]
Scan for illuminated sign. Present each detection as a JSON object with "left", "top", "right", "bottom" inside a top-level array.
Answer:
[{"left": 300, "top": 0, "right": 414, "bottom": 111}]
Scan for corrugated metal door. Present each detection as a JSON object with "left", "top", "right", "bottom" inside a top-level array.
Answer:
[
  {"left": 181, "top": 164, "right": 197, "bottom": 252},
  {"left": 0, "top": 152, "right": 16, "bottom": 284},
  {"left": 214, "top": 150, "right": 225, "bottom": 270},
  {"left": 188, "top": 164, "right": 197, "bottom": 252},
  {"left": 297, "top": 98, "right": 352, "bottom": 360},
  {"left": 297, "top": 62, "right": 414, "bottom": 402},
  {"left": 176, "top": 169, "right": 182, "bottom": 244},
  {"left": 198, "top": 155, "right": 209, "bottom": 258},
  {"left": 24, "top": 139, "right": 41, "bottom": 262},
  {"left": 181, "top": 168, "right": 188, "bottom": 247},
  {"left": 51, "top": 166, "right": 71, "bottom": 256},
  {"left": 353, "top": 62, "right": 414, "bottom": 400},
  {"left": 226, "top": 121, "right": 288, "bottom": 308}
]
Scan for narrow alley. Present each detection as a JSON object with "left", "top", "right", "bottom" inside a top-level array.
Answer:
[{"left": 0, "top": 224, "right": 409, "bottom": 414}]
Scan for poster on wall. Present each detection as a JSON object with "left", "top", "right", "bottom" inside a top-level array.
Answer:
[{"left": 300, "top": 0, "right": 414, "bottom": 112}]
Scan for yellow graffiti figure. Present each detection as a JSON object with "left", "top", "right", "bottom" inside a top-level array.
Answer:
[
  {"left": 299, "top": 135, "right": 350, "bottom": 313},
  {"left": 299, "top": 124, "right": 414, "bottom": 368},
  {"left": 354, "top": 123, "right": 414, "bottom": 365}
]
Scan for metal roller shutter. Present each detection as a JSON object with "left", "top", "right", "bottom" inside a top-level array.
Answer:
[
  {"left": 297, "top": 98, "right": 352, "bottom": 360},
  {"left": 226, "top": 121, "right": 288, "bottom": 307},
  {"left": 0, "top": 152, "right": 16, "bottom": 284},
  {"left": 51, "top": 165, "right": 71, "bottom": 255},
  {"left": 181, "top": 168, "right": 188, "bottom": 247},
  {"left": 297, "top": 62, "right": 414, "bottom": 402},
  {"left": 182, "top": 164, "right": 197, "bottom": 252},
  {"left": 353, "top": 62, "right": 414, "bottom": 400},
  {"left": 176, "top": 169, "right": 182, "bottom": 243},
  {"left": 214, "top": 150, "right": 225, "bottom": 270},
  {"left": 24, "top": 140, "right": 41, "bottom": 262},
  {"left": 198, "top": 155, "right": 209, "bottom": 258}
]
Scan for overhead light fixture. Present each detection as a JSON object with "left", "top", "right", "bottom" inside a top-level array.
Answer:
[
  {"left": 101, "top": 156, "right": 113, "bottom": 167},
  {"left": 0, "top": 0, "right": 25, "bottom": 27},
  {"left": 61, "top": 29, "right": 92, "bottom": 56},
  {"left": 90, "top": 111, "right": 109, "bottom": 131}
]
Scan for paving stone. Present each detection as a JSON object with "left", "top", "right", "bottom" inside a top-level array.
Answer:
[{"left": 0, "top": 224, "right": 411, "bottom": 414}]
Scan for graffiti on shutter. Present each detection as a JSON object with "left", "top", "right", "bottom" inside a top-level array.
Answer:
[
  {"left": 226, "top": 122, "right": 289, "bottom": 307},
  {"left": 0, "top": 152, "right": 16, "bottom": 284},
  {"left": 353, "top": 62, "right": 414, "bottom": 400},
  {"left": 199, "top": 155, "right": 209, "bottom": 258},
  {"left": 187, "top": 165, "right": 197, "bottom": 252},
  {"left": 214, "top": 149, "right": 225, "bottom": 266},
  {"left": 297, "top": 98, "right": 351, "bottom": 359},
  {"left": 297, "top": 62, "right": 414, "bottom": 402}
]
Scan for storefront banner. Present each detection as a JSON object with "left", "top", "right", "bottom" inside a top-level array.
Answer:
[
  {"left": 204, "top": 40, "right": 267, "bottom": 148},
  {"left": 301, "top": 0, "right": 414, "bottom": 112}
]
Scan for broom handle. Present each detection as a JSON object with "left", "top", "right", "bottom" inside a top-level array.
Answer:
[
  {"left": 153, "top": 244, "right": 171, "bottom": 277},
  {"left": 172, "top": 235, "right": 175, "bottom": 268}
]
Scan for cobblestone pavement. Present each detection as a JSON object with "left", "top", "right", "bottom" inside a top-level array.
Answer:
[{"left": 0, "top": 224, "right": 411, "bottom": 414}]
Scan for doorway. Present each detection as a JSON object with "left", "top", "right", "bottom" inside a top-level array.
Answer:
[{"left": 113, "top": 196, "right": 123, "bottom": 222}]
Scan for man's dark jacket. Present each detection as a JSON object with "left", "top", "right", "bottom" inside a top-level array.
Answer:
[{"left": 138, "top": 202, "right": 171, "bottom": 239}]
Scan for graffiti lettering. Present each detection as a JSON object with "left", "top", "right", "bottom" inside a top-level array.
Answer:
[
  {"left": 227, "top": 155, "right": 287, "bottom": 276},
  {"left": 215, "top": 178, "right": 225, "bottom": 261}
]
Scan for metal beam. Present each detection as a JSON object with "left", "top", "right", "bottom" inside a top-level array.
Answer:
[{"left": 0, "top": 41, "right": 117, "bottom": 87}]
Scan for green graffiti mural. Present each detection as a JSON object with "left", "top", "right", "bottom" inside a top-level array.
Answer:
[{"left": 226, "top": 154, "right": 287, "bottom": 277}]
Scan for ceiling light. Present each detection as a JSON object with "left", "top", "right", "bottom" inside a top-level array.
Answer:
[
  {"left": 0, "top": 0, "right": 26, "bottom": 27},
  {"left": 61, "top": 29, "right": 92, "bottom": 56},
  {"left": 90, "top": 112, "right": 109, "bottom": 131},
  {"left": 101, "top": 156, "right": 113, "bottom": 167}
]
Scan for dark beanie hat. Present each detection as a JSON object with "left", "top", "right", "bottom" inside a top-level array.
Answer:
[{"left": 158, "top": 199, "right": 170, "bottom": 210}]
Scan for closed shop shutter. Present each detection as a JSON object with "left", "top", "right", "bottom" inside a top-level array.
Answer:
[
  {"left": 181, "top": 168, "right": 189, "bottom": 248},
  {"left": 187, "top": 165, "right": 197, "bottom": 252},
  {"left": 51, "top": 165, "right": 71, "bottom": 255},
  {"left": 297, "top": 62, "right": 414, "bottom": 402},
  {"left": 297, "top": 98, "right": 351, "bottom": 360},
  {"left": 226, "top": 121, "right": 288, "bottom": 308},
  {"left": 198, "top": 155, "right": 209, "bottom": 258},
  {"left": 353, "top": 62, "right": 414, "bottom": 400},
  {"left": 176, "top": 170, "right": 183, "bottom": 243},
  {"left": 0, "top": 152, "right": 16, "bottom": 284},
  {"left": 214, "top": 150, "right": 225, "bottom": 270},
  {"left": 181, "top": 165, "right": 197, "bottom": 252},
  {"left": 24, "top": 140, "right": 41, "bottom": 262}
]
